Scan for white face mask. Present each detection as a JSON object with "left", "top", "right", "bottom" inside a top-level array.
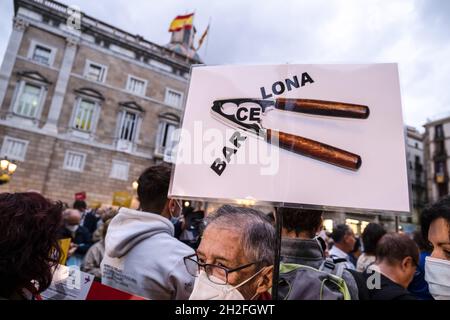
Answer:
[
  {"left": 425, "top": 256, "right": 450, "bottom": 300},
  {"left": 189, "top": 269, "right": 264, "bottom": 300},
  {"left": 66, "top": 224, "right": 79, "bottom": 232}
]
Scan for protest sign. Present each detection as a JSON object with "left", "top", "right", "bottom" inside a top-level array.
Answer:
[
  {"left": 40, "top": 265, "right": 146, "bottom": 300},
  {"left": 86, "top": 281, "right": 146, "bottom": 300},
  {"left": 40, "top": 265, "right": 94, "bottom": 300},
  {"left": 169, "top": 64, "right": 410, "bottom": 214},
  {"left": 58, "top": 238, "right": 71, "bottom": 265},
  {"left": 112, "top": 191, "right": 132, "bottom": 208},
  {"left": 75, "top": 191, "right": 86, "bottom": 201}
]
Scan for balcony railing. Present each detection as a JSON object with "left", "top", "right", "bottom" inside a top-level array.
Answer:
[{"left": 32, "top": 0, "right": 67, "bottom": 13}]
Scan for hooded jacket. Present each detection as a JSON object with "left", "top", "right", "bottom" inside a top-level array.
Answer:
[{"left": 101, "top": 208, "right": 195, "bottom": 300}]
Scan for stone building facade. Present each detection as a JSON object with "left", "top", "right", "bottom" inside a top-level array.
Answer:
[
  {"left": 0, "top": 0, "right": 200, "bottom": 205},
  {"left": 424, "top": 115, "right": 450, "bottom": 202},
  {"left": 405, "top": 126, "right": 427, "bottom": 224},
  {"left": 321, "top": 126, "right": 428, "bottom": 235}
]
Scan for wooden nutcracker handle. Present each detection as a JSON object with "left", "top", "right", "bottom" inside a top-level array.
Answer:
[
  {"left": 266, "top": 129, "right": 362, "bottom": 170},
  {"left": 275, "top": 98, "right": 370, "bottom": 119}
]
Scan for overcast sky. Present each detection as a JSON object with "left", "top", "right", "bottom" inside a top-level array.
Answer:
[{"left": 1, "top": 0, "right": 449, "bottom": 130}]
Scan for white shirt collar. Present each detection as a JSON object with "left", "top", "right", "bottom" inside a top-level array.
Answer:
[{"left": 329, "top": 245, "right": 349, "bottom": 259}]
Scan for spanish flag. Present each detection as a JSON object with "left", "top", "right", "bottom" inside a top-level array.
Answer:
[{"left": 168, "top": 13, "right": 194, "bottom": 32}]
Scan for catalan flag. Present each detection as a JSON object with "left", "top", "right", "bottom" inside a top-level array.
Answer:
[
  {"left": 196, "top": 24, "right": 209, "bottom": 50},
  {"left": 168, "top": 13, "right": 194, "bottom": 32}
]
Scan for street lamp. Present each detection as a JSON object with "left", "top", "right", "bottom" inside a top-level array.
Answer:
[{"left": 0, "top": 158, "right": 18, "bottom": 185}]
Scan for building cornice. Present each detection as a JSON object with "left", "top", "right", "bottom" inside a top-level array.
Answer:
[
  {"left": 15, "top": 14, "right": 192, "bottom": 84},
  {"left": 79, "top": 38, "right": 190, "bottom": 83},
  {"left": 16, "top": 55, "right": 61, "bottom": 72},
  {"left": 14, "top": 0, "right": 201, "bottom": 70},
  {"left": 407, "top": 132, "right": 424, "bottom": 141},
  {"left": 0, "top": 118, "right": 154, "bottom": 160},
  {"left": 424, "top": 116, "right": 450, "bottom": 128}
]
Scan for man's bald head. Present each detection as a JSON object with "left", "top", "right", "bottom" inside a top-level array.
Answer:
[{"left": 64, "top": 209, "right": 81, "bottom": 225}]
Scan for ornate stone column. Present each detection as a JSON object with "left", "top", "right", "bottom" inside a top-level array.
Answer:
[
  {"left": 43, "top": 36, "right": 79, "bottom": 133},
  {"left": 0, "top": 17, "right": 28, "bottom": 109}
]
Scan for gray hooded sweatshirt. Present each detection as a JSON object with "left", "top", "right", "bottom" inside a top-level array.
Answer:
[{"left": 101, "top": 207, "right": 195, "bottom": 300}]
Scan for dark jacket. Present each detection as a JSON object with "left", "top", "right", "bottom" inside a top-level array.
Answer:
[
  {"left": 349, "top": 269, "right": 417, "bottom": 300},
  {"left": 407, "top": 251, "right": 433, "bottom": 300},
  {"left": 59, "top": 225, "right": 92, "bottom": 255},
  {"left": 281, "top": 237, "right": 359, "bottom": 300},
  {"left": 81, "top": 210, "right": 100, "bottom": 234}
]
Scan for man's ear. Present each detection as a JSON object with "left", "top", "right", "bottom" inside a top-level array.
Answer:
[
  {"left": 255, "top": 265, "right": 274, "bottom": 295},
  {"left": 168, "top": 199, "right": 176, "bottom": 212},
  {"left": 316, "top": 217, "right": 324, "bottom": 234},
  {"left": 342, "top": 234, "right": 349, "bottom": 245},
  {"left": 401, "top": 256, "right": 413, "bottom": 271},
  {"left": 161, "top": 199, "right": 172, "bottom": 218}
]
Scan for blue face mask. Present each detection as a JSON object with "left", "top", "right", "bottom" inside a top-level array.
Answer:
[
  {"left": 171, "top": 216, "right": 181, "bottom": 225},
  {"left": 170, "top": 200, "right": 183, "bottom": 224}
]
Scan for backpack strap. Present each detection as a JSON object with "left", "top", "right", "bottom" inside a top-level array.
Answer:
[
  {"left": 318, "top": 260, "right": 351, "bottom": 300},
  {"left": 319, "top": 257, "right": 346, "bottom": 278},
  {"left": 330, "top": 254, "right": 348, "bottom": 264},
  {"left": 333, "top": 262, "right": 346, "bottom": 279},
  {"left": 319, "top": 258, "right": 335, "bottom": 274}
]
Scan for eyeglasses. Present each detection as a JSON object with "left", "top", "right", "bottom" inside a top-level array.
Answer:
[{"left": 183, "top": 253, "right": 261, "bottom": 285}]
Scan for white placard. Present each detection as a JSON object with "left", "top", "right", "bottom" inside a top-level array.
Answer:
[
  {"left": 40, "top": 265, "right": 94, "bottom": 300},
  {"left": 169, "top": 64, "right": 410, "bottom": 214}
]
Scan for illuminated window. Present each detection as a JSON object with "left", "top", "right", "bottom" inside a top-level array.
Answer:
[
  {"left": 14, "top": 83, "right": 43, "bottom": 118},
  {"left": 72, "top": 98, "right": 97, "bottom": 132},
  {"left": 323, "top": 219, "right": 333, "bottom": 233}
]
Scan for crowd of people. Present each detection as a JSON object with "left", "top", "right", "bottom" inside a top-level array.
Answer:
[{"left": 1, "top": 164, "right": 450, "bottom": 300}]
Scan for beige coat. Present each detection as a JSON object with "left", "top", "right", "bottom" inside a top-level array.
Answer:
[{"left": 81, "top": 240, "right": 105, "bottom": 279}]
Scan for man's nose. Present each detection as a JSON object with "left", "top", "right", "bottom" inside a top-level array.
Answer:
[{"left": 430, "top": 248, "right": 444, "bottom": 259}]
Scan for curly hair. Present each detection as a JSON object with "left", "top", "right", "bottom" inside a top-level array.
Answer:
[
  {"left": 0, "top": 192, "right": 63, "bottom": 298},
  {"left": 421, "top": 196, "right": 450, "bottom": 241}
]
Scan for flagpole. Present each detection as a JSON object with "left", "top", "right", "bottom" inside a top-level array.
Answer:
[
  {"left": 204, "top": 17, "right": 211, "bottom": 61},
  {"left": 188, "top": 9, "right": 196, "bottom": 61}
]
